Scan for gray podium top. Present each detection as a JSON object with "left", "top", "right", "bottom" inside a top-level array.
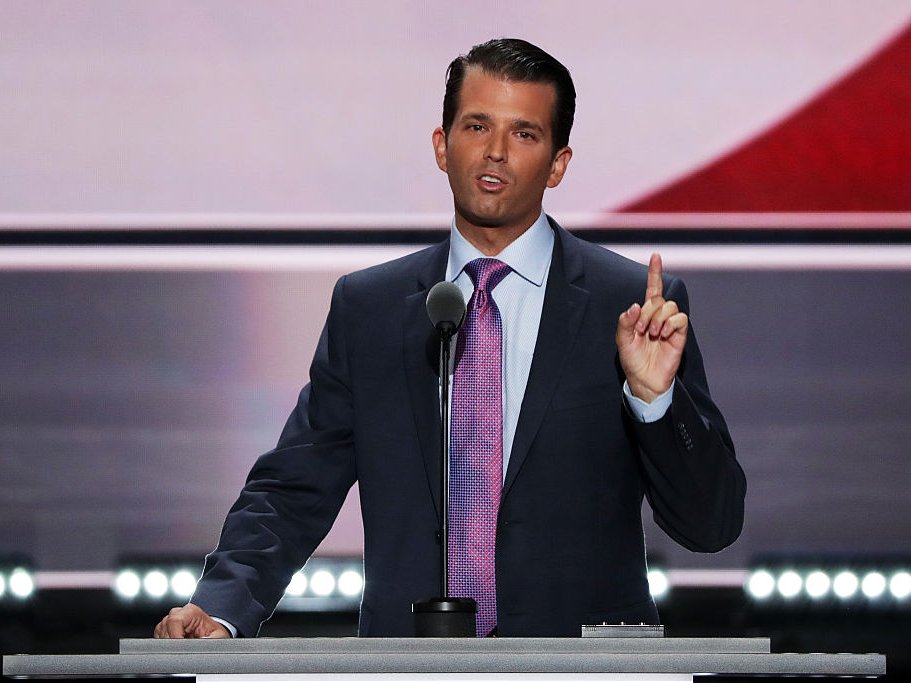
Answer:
[{"left": 3, "top": 637, "right": 886, "bottom": 678}]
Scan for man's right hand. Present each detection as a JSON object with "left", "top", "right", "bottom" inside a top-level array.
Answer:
[{"left": 153, "top": 603, "right": 230, "bottom": 639}]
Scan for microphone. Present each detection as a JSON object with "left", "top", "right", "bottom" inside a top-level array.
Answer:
[
  {"left": 414, "top": 280, "right": 477, "bottom": 637},
  {"left": 426, "top": 281, "right": 465, "bottom": 338}
]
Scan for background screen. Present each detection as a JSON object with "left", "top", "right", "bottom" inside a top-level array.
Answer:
[{"left": 2, "top": 0, "right": 911, "bottom": 226}]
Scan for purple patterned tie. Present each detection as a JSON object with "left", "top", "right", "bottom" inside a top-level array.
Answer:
[{"left": 449, "top": 257, "right": 511, "bottom": 637}]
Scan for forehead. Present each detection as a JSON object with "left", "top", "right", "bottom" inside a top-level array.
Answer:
[{"left": 455, "top": 68, "right": 556, "bottom": 130}]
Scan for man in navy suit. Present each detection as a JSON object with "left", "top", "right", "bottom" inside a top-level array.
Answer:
[{"left": 155, "top": 38, "right": 745, "bottom": 639}]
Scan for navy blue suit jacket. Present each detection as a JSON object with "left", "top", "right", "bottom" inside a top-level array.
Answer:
[{"left": 192, "top": 220, "right": 746, "bottom": 637}]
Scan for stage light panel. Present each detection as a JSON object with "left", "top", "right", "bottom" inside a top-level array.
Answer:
[
  {"left": 113, "top": 557, "right": 205, "bottom": 604},
  {"left": 748, "top": 558, "right": 911, "bottom": 608}
]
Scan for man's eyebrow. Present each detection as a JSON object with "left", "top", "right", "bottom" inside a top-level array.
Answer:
[
  {"left": 512, "top": 118, "right": 545, "bottom": 134},
  {"left": 460, "top": 111, "right": 493, "bottom": 123}
]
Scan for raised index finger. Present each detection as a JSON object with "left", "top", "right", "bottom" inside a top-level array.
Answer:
[{"left": 645, "top": 252, "right": 663, "bottom": 300}]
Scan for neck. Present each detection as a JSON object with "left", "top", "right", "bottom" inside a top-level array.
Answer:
[{"left": 454, "top": 218, "right": 537, "bottom": 256}]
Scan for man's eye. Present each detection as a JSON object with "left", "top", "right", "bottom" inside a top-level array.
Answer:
[
  {"left": 517, "top": 131, "right": 534, "bottom": 140},
  {"left": 470, "top": 124, "right": 484, "bottom": 132}
]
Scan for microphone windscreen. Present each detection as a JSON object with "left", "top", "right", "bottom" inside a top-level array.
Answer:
[{"left": 426, "top": 281, "right": 466, "bottom": 331}]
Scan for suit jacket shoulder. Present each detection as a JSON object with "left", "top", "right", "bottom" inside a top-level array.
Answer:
[
  {"left": 338, "top": 240, "right": 449, "bottom": 302},
  {"left": 552, "top": 222, "right": 683, "bottom": 310}
]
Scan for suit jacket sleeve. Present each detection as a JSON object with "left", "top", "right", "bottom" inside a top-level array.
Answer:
[
  {"left": 191, "top": 275, "right": 357, "bottom": 637},
  {"left": 627, "top": 275, "right": 746, "bottom": 553}
]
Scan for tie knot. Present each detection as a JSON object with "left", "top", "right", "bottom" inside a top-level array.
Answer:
[{"left": 465, "top": 258, "right": 511, "bottom": 293}]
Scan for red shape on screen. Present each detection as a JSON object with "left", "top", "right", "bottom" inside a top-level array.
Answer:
[{"left": 619, "top": 21, "right": 911, "bottom": 212}]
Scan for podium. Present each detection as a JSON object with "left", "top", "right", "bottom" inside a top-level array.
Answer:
[{"left": 3, "top": 637, "right": 885, "bottom": 681}]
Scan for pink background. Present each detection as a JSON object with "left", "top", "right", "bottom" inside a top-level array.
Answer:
[{"left": 2, "top": 0, "right": 910, "bottom": 222}]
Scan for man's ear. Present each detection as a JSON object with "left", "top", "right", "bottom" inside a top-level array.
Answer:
[
  {"left": 432, "top": 127, "right": 448, "bottom": 173},
  {"left": 546, "top": 146, "right": 573, "bottom": 188}
]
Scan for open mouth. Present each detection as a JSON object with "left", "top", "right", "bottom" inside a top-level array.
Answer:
[{"left": 478, "top": 173, "right": 507, "bottom": 190}]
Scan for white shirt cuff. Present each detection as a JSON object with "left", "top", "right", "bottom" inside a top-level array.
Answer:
[
  {"left": 623, "top": 380, "right": 674, "bottom": 423},
  {"left": 211, "top": 616, "right": 238, "bottom": 638}
]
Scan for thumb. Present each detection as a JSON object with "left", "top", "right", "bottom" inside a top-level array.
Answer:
[{"left": 200, "top": 626, "right": 231, "bottom": 639}]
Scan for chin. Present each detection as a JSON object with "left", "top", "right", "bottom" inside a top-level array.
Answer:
[
  {"left": 472, "top": 217, "right": 508, "bottom": 229},
  {"left": 457, "top": 208, "right": 505, "bottom": 229}
]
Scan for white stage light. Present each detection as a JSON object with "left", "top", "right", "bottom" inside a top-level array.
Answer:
[
  {"left": 747, "top": 570, "right": 775, "bottom": 600},
  {"left": 143, "top": 570, "right": 169, "bottom": 598},
  {"left": 170, "top": 570, "right": 197, "bottom": 598},
  {"left": 777, "top": 570, "right": 802, "bottom": 598},
  {"left": 890, "top": 571, "right": 911, "bottom": 600},
  {"left": 833, "top": 571, "right": 859, "bottom": 599},
  {"left": 0, "top": 573, "right": 6, "bottom": 598},
  {"left": 804, "top": 570, "right": 830, "bottom": 599},
  {"left": 647, "top": 569, "right": 669, "bottom": 599},
  {"left": 861, "top": 572, "right": 887, "bottom": 599},
  {"left": 337, "top": 570, "right": 364, "bottom": 597},
  {"left": 310, "top": 570, "right": 335, "bottom": 596},
  {"left": 114, "top": 570, "right": 142, "bottom": 599},
  {"left": 9, "top": 569, "right": 35, "bottom": 599},
  {"left": 285, "top": 572, "right": 307, "bottom": 596}
]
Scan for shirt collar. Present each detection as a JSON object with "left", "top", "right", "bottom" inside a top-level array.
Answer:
[{"left": 446, "top": 212, "right": 554, "bottom": 287}]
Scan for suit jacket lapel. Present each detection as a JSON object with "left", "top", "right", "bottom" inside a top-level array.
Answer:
[
  {"left": 503, "top": 222, "right": 589, "bottom": 497},
  {"left": 402, "top": 240, "right": 450, "bottom": 521}
]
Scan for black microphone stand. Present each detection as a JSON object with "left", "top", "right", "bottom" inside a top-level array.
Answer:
[{"left": 412, "top": 320, "right": 477, "bottom": 637}]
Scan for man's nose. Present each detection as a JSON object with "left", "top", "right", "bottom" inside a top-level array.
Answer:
[{"left": 484, "top": 131, "right": 508, "bottom": 162}]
